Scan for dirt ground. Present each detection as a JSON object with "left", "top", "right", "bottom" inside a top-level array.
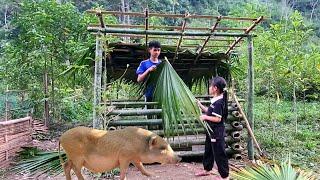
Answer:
[{"left": 3, "top": 162, "right": 222, "bottom": 180}]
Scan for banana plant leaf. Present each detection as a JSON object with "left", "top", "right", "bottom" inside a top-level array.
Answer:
[{"left": 141, "top": 57, "right": 212, "bottom": 137}]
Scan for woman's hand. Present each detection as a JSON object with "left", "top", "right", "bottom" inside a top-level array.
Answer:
[
  {"left": 196, "top": 99, "right": 202, "bottom": 107},
  {"left": 199, "top": 114, "right": 207, "bottom": 121}
]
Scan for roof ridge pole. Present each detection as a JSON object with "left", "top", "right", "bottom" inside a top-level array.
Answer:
[
  {"left": 194, "top": 15, "right": 222, "bottom": 64},
  {"left": 225, "top": 16, "right": 263, "bottom": 55},
  {"left": 173, "top": 12, "right": 190, "bottom": 62},
  {"left": 145, "top": 8, "right": 149, "bottom": 47}
]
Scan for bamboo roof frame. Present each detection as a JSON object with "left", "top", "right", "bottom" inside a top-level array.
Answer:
[{"left": 87, "top": 9, "right": 264, "bottom": 58}]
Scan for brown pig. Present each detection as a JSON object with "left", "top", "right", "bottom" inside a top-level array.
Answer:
[{"left": 59, "top": 126, "right": 181, "bottom": 180}]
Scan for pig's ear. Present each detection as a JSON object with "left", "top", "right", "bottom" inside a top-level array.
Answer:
[{"left": 148, "top": 136, "right": 157, "bottom": 149}]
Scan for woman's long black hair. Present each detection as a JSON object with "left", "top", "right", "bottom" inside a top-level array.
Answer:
[{"left": 211, "top": 76, "right": 228, "bottom": 120}]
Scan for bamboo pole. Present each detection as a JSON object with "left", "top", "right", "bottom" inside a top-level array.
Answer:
[
  {"left": 194, "top": 16, "right": 221, "bottom": 64},
  {"left": 5, "top": 85, "right": 9, "bottom": 121},
  {"left": 144, "top": 8, "right": 149, "bottom": 47},
  {"left": 104, "top": 34, "right": 240, "bottom": 41},
  {"left": 93, "top": 24, "right": 247, "bottom": 31},
  {"left": 86, "top": 10, "right": 259, "bottom": 21},
  {"left": 108, "top": 109, "right": 162, "bottom": 116},
  {"left": 173, "top": 13, "right": 189, "bottom": 62},
  {"left": 232, "top": 93, "right": 263, "bottom": 157},
  {"left": 225, "top": 16, "right": 263, "bottom": 55},
  {"left": 87, "top": 27, "right": 253, "bottom": 37},
  {"left": 93, "top": 34, "right": 103, "bottom": 129},
  {"left": 108, "top": 119, "right": 162, "bottom": 126}
]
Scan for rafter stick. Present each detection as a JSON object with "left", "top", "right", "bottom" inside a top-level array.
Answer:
[
  {"left": 86, "top": 10, "right": 259, "bottom": 21},
  {"left": 194, "top": 16, "right": 222, "bottom": 64},
  {"left": 225, "top": 16, "right": 264, "bottom": 55},
  {"left": 96, "top": 10, "right": 105, "bottom": 28},
  {"left": 173, "top": 13, "right": 190, "bottom": 62}
]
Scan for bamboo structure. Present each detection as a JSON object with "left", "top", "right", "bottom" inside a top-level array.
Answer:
[
  {"left": 87, "top": 9, "right": 263, "bottom": 159},
  {"left": 105, "top": 99, "right": 245, "bottom": 160}
]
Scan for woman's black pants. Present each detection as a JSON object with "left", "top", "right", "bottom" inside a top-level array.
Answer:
[{"left": 203, "top": 134, "right": 229, "bottom": 178}]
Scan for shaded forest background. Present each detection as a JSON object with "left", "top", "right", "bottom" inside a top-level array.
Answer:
[{"left": 0, "top": 0, "right": 319, "bottom": 172}]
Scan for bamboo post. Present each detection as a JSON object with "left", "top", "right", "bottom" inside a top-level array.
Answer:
[
  {"left": 93, "top": 33, "right": 103, "bottom": 129},
  {"left": 145, "top": 8, "right": 149, "bottom": 47},
  {"left": 247, "top": 35, "right": 254, "bottom": 159},
  {"left": 5, "top": 86, "right": 8, "bottom": 160},
  {"left": 5, "top": 85, "right": 9, "bottom": 121}
]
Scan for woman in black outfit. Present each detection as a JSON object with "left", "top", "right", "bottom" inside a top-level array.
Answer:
[{"left": 195, "top": 76, "right": 229, "bottom": 180}]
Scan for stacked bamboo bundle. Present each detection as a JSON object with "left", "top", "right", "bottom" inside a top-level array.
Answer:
[
  {"left": 104, "top": 98, "right": 245, "bottom": 160},
  {"left": 0, "top": 116, "right": 32, "bottom": 167}
]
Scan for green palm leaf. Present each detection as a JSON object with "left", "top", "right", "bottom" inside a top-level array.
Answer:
[
  {"left": 231, "top": 158, "right": 317, "bottom": 180},
  {"left": 12, "top": 147, "right": 66, "bottom": 177},
  {"left": 145, "top": 57, "right": 212, "bottom": 137}
]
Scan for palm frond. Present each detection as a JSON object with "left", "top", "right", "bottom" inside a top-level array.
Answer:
[
  {"left": 12, "top": 147, "right": 66, "bottom": 177},
  {"left": 231, "top": 158, "right": 318, "bottom": 180},
  {"left": 143, "top": 57, "right": 212, "bottom": 137}
]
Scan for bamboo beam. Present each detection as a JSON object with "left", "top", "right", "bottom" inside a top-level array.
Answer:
[
  {"left": 86, "top": 10, "right": 259, "bottom": 21},
  {"left": 225, "top": 16, "right": 263, "bottom": 55},
  {"left": 87, "top": 27, "right": 253, "bottom": 37},
  {"left": 108, "top": 109, "right": 162, "bottom": 116},
  {"left": 92, "top": 24, "right": 247, "bottom": 31},
  {"left": 194, "top": 16, "right": 222, "bottom": 64},
  {"left": 173, "top": 13, "right": 190, "bottom": 61},
  {"left": 102, "top": 101, "right": 159, "bottom": 107},
  {"left": 103, "top": 33, "right": 240, "bottom": 42},
  {"left": 107, "top": 119, "right": 162, "bottom": 126}
]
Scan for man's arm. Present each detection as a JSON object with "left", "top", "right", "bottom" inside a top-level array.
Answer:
[{"left": 137, "top": 65, "right": 157, "bottom": 83}]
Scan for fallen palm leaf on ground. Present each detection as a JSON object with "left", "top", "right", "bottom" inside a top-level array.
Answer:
[
  {"left": 11, "top": 147, "right": 66, "bottom": 177},
  {"left": 231, "top": 158, "right": 317, "bottom": 180}
]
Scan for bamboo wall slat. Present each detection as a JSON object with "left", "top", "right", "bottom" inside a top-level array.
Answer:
[{"left": 0, "top": 116, "right": 32, "bottom": 167}]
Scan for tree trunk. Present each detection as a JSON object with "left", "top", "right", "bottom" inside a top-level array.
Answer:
[
  {"left": 44, "top": 62, "right": 50, "bottom": 127},
  {"left": 50, "top": 56, "right": 55, "bottom": 122}
]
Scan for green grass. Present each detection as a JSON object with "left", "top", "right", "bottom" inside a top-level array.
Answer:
[{"left": 252, "top": 97, "right": 320, "bottom": 173}]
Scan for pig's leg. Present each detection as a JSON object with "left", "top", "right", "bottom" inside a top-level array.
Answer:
[
  {"left": 133, "top": 161, "right": 152, "bottom": 176},
  {"left": 71, "top": 160, "right": 85, "bottom": 180},
  {"left": 63, "top": 160, "right": 72, "bottom": 180},
  {"left": 119, "top": 159, "right": 130, "bottom": 180}
]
